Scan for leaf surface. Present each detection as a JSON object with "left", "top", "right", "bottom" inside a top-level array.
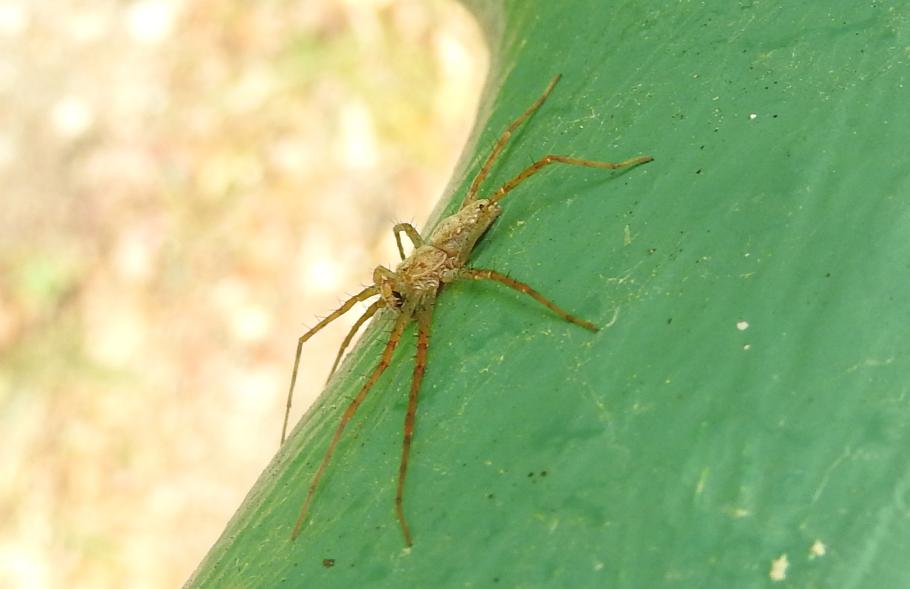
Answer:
[{"left": 187, "top": 2, "right": 910, "bottom": 587}]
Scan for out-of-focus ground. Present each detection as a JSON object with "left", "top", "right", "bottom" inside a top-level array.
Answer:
[{"left": 0, "top": 0, "right": 486, "bottom": 586}]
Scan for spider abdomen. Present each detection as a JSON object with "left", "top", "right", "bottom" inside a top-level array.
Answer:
[{"left": 429, "top": 199, "right": 502, "bottom": 263}]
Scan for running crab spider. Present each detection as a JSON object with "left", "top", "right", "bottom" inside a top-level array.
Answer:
[{"left": 282, "top": 74, "right": 653, "bottom": 547}]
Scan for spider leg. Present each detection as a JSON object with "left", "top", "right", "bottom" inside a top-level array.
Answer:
[
  {"left": 395, "top": 301, "right": 434, "bottom": 547},
  {"left": 459, "top": 268, "right": 598, "bottom": 332},
  {"left": 282, "top": 285, "right": 379, "bottom": 445},
  {"left": 461, "top": 74, "right": 562, "bottom": 208},
  {"left": 488, "top": 154, "right": 653, "bottom": 205},
  {"left": 291, "top": 307, "right": 412, "bottom": 540},
  {"left": 325, "top": 299, "right": 384, "bottom": 384},
  {"left": 392, "top": 222, "right": 424, "bottom": 261}
]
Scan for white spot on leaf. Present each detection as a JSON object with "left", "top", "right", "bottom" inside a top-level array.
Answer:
[
  {"left": 769, "top": 554, "right": 789, "bottom": 581},
  {"left": 809, "top": 539, "right": 826, "bottom": 559}
]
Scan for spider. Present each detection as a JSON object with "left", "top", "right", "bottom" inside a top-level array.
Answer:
[{"left": 282, "top": 74, "right": 653, "bottom": 547}]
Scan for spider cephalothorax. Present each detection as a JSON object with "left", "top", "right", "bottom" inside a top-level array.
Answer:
[{"left": 281, "top": 74, "right": 653, "bottom": 547}]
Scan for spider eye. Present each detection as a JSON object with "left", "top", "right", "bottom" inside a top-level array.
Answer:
[{"left": 391, "top": 290, "right": 404, "bottom": 307}]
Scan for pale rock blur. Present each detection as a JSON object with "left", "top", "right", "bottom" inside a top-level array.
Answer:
[{"left": 0, "top": 1, "right": 487, "bottom": 587}]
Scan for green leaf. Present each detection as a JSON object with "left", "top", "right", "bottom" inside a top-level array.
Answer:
[{"left": 187, "top": 1, "right": 910, "bottom": 587}]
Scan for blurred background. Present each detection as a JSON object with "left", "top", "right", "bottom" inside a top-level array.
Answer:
[{"left": 0, "top": 0, "right": 486, "bottom": 586}]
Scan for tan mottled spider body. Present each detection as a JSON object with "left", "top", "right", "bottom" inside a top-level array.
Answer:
[
  {"left": 379, "top": 199, "right": 502, "bottom": 304},
  {"left": 282, "top": 74, "right": 653, "bottom": 547}
]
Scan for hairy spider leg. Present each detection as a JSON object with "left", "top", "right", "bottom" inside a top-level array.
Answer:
[
  {"left": 392, "top": 222, "right": 424, "bottom": 261},
  {"left": 282, "top": 285, "right": 379, "bottom": 445},
  {"left": 461, "top": 74, "right": 562, "bottom": 208},
  {"left": 395, "top": 302, "right": 433, "bottom": 547},
  {"left": 459, "top": 268, "right": 598, "bottom": 332},
  {"left": 325, "top": 299, "right": 384, "bottom": 384},
  {"left": 291, "top": 307, "right": 412, "bottom": 540},
  {"left": 488, "top": 154, "right": 654, "bottom": 205}
]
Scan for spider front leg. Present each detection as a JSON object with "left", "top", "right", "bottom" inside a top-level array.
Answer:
[
  {"left": 395, "top": 301, "right": 434, "bottom": 547},
  {"left": 291, "top": 306, "right": 413, "bottom": 540},
  {"left": 325, "top": 299, "right": 384, "bottom": 384},
  {"left": 459, "top": 268, "right": 598, "bottom": 331},
  {"left": 282, "top": 285, "right": 380, "bottom": 445},
  {"left": 392, "top": 223, "right": 423, "bottom": 261},
  {"left": 488, "top": 154, "right": 653, "bottom": 205}
]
